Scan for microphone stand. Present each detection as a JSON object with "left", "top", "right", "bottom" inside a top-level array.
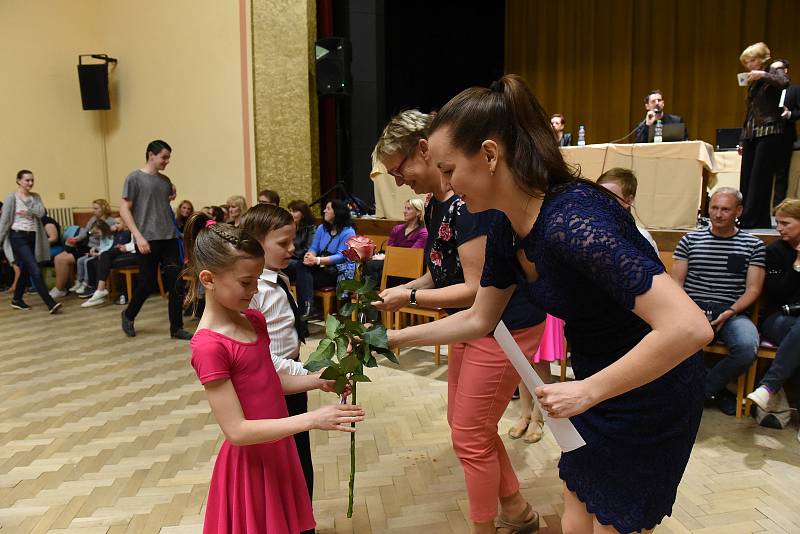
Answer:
[{"left": 309, "top": 181, "right": 374, "bottom": 216}]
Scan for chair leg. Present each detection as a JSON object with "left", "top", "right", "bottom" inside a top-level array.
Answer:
[
  {"left": 736, "top": 373, "right": 746, "bottom": 419},
  {"left": 322, "top": 295, "right": 331, "bottom": 319},
  {"left": 434, "top": 343, "right": 440, "bottom": 366},
  {"left": 394, "top": 311, "right": 401, "bottom": 358},
  {"left": 560, "top": 357, "right": 568, "bottom": 382},
  {"left": 125, "top": 273, "right": 134, "bottom": 303},
  {"left": 743, "top": 360, "right": 759, "bottom": 417}
]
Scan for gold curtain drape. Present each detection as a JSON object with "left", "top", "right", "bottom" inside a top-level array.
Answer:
[{"left": 506, "top": 0, "right": 800, "bottom": 146}]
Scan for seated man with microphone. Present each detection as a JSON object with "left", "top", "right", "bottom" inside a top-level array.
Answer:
[{"left": 634, "top": 89, "right": 688, "bottom": 143}]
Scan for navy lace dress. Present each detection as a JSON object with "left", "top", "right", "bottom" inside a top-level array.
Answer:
[{"left": 481, "top": 181, "right": 705, "bottom": 532}]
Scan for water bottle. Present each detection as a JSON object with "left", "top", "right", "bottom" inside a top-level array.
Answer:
[
  {"left": 577, "top": 125, "right": 586, "bottom": 146},
  {"left": 654, "top": 119, "right": 663, "bottom": 143}
]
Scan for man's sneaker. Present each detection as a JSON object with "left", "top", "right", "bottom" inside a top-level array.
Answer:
[
  {"left": 69, "top": 281, "right": 83, "bottom": 292},
  {"left": 48, "top": 302, "right": 62, "bottom": 314},
  {"left": 50, "top": 287, "right": 68, "bottom": 299},
  {"left": 82, "top": 289, "right": 109, "bottom": 308},
  {"left": 170, "top": 329, "right": 193, "bottom": 340},
  {"left": 11, "top": 300, "right": 32, "bottom": 310},
  {"left": 121, "top": 311, "right": 136, "bottom": 337},
  {"left": 115, "top": 294, "right": 127, "bottom": 305},
  {"left": 746, "top": 386, "right": 772, "bottom": 412},
  {"left": 77, "top": 286, "right": 95, "bottom": 298}
]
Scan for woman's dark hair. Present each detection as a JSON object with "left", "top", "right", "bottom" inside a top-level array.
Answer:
[
  {"left": 429, "top": 74, "right": 577, "bottom": 197},
  {"left": 182, "top": 212, "right": 264, "bottom": 305},
  {"left": 145, "top": 139, "right": 172, "bottom": 160},
  {"left": 240, "top": 204, "right": 294, "bottom": 242},
  {"left": 16, "top": 169, "right": 33, "bottom": 183},
  {"left": 287, "top": 199, "right": 314, "bottom": 227},
  {"left": 210, "top": 205, "right": 226, "bottom": 223},
  {"left": 323, "top": 199, "right": 353, "bottom": 232},
  {"left": 257, "top": 189, "right": 281, "bottom": 206}
]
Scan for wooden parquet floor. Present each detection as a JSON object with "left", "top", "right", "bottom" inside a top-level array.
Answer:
[{"left": 2, "top": 293, "right": 800, "bottom": 533}]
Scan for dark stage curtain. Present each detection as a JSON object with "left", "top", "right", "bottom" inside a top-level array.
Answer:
[{"left": 505, "top": 0, "right": 800, "bottom": 146}]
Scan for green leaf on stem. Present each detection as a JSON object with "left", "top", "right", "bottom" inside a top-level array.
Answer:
[
  {"left": 335, "top": 335, "right": 350, "bottom": 360},
  {"left": 362, "top": 291, "right": 382, "bottom": 302},
  {"left": 344, "top": 320, "right": 366, "bottom": 335},
  {"left": 338, "top": 302, "right": 357, "bottom": 317},
  {"left": 305, "top": 338, "right": 335, "bottom": 365},
  {"left": 358, "top": 276, "right": 377, "bottom": 294},
  {"left": 375, "top": 345, "right": 399, "bottom": 364},
  {"left": 362, "top": 325, "right": 388, "bottom": 349},
  {"left": 305, "top": 358, "right": 335, "bottom": 372},
  {"left": 352, "top": 373, "right": 371, "bottom": 383},
  {"left": 339, "top": 279, "right": 361, "bottom": 292},
  {"left": 363, "top": 307, "right": 381, "bottom": 322},
  {"left": 339, "top": 354, "right": 362, "bottom": 374},
  {"left": 364, "top": 354, "right": 378, "bottom": 367},
  {"left": 325, "top": 315, "right": 341, "bottom": 339},
  {"left": 320, "top": 365, "right": 342, "bottom": 380}
]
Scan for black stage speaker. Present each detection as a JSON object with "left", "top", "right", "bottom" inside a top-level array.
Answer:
[
  {"left": 77, "top": 64, "right": 110, "bottom": 110},
  {"left": 315, "top": 37, "right": 351, "bottom": 96}
]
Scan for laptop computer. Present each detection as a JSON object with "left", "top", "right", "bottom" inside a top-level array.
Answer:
[
  {"left": 647, "top": 122, "right": 686, "bottom": 142},
  {"left": 715, "top": 128, "right": 742, "bottom": 151}
]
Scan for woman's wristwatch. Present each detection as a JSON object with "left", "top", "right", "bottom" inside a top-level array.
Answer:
[
  {"left": 793, "top": 262, "right": 800, "bottom": 272},
  {"left": 409, "top": 288, "right": 418, "bottom": 307}
]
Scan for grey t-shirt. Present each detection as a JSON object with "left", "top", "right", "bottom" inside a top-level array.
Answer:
[{"left": 121, "top": 169, "right": 176, "bottom": 241}]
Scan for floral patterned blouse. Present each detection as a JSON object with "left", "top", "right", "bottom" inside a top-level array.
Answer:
[{"left": 423, "top": 193, "right": 483, "bottom": 314}]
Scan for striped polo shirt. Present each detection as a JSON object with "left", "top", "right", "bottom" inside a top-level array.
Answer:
[{"left": 673, "top": 228, "right": 765, "bottom": 305}]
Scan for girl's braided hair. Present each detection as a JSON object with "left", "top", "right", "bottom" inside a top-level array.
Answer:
[{"left": 182, "top": 212, "right": 264, "bottom": 306}]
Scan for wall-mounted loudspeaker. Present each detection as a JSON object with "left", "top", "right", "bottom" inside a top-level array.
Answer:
[
  {"left": 77, "top": 63, "right": 110, "bottom": 110},
  {"left": 315, "top": 37, "right": 351, "bottom": 96}
]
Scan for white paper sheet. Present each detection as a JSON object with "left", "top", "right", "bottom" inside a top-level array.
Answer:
[
  {"left": 779, "top": 89, "right": 787, "bottom": 109},
  {"left": 495, "top": 321, "right": 586, "bottom": 452}
]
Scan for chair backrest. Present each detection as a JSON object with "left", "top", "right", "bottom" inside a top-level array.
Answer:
[
  {"left": 381, "top": 246, "right": 424, "bottom": 290},
  {"left": 658, "top": 250, "right": 673, "bottom": 273}
]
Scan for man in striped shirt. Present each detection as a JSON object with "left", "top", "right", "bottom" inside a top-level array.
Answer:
[{"left": 672, "top": 187, "right": 766, "bottom": 415}]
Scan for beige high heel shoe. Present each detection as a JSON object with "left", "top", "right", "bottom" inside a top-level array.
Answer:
[
  {"left": 508, "top": 416, "right": 531, "bottom": 439},
  {"left": 522, "top": 405, "right": 545, "bottom": 443}
]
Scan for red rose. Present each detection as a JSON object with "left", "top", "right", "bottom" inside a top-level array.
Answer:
[
  {"left": 343, "top": 235, "right": 376, "bottom": 262},
  {"left": 438, "top": 222, "right": 452, "bottom": 241},
  {"left": 429, "top": 249, "right": 442, "bottom": 267}
]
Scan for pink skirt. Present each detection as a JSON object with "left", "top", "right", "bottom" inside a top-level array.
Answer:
[{"left": 531, "top": 315, "right": 565, "bottom": 363}]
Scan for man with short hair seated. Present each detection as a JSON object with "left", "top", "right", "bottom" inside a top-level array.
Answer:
[
  {"left": 671, "top": 187, "right": 765, "bottom": 415},
  {"left": 634, "top": 89, "right": 688, "bottom": 143}
]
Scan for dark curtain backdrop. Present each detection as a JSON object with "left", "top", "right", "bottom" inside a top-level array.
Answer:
[{"left": 506, "top": 0, "right": 800, "bottom": 146}]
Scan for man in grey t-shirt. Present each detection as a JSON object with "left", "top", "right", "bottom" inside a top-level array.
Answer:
[{"left": 119, "top": 140, "right": 191, "bottom": 340}]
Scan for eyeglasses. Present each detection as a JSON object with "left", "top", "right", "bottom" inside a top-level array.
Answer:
[{"left": 388, "top": 154, "right": 409, "bottom": 179}]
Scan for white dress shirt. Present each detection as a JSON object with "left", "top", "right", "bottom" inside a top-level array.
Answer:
[{"left": 250, "top": 268, "right": 308, "bottom": 375}]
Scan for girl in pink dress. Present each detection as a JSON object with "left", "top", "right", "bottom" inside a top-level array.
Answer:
[{"left": 184, "top": 214, "right": 365, "bottom": 534}]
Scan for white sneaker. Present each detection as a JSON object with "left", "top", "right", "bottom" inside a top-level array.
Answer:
[
  {"left": 81, "top": 289, "right": 109, "bottom": 308},
  {"left": 69, "top": 281, "right": 82, "bottom": 292},
  {"left": 746, "top": 386, "right": 772, "bottom": 412},
  {"left": 50, "top": 287, "right": 68, "bottom": 299}
]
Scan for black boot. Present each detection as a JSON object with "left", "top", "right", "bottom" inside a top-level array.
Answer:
[{"left": 300, "top": 301, "right": 315, "bottom": 321}]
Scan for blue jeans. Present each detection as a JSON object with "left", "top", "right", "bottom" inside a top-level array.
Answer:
[
  {"left": 759, "top": 312, "right": 800, "bottom": 393},
  {"left": 10, "top": 230, "right": 56, "bottom": 307},
  {"left": 696, "top": 300, "right": 759, "bottom": 397}
]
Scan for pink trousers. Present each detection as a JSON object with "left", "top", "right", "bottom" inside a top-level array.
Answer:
[{"left": 448, "top": 323, "right": 544, "bottom": 522}]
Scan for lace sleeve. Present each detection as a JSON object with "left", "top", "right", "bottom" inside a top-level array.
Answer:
[
  {"left": 543, "top": 186, "right": 664, "bottom": 310},
  {"left": 480, "top": 211, "right": 518, "bottom": 290}
]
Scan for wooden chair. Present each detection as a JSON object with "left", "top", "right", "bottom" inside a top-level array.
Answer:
[
  {"left": 364, "top": 234, "right": 388, "bottom": 253},
  {"left": 382, "top": 247, "right": 448, "bottom": 365},
  {"left": 109, "top": 266, "right": 165, "bottom": 300}
]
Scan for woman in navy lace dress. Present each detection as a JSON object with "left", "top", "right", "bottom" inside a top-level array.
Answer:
[{"left": 388, "top": 75, "right": 713, "bottom": 533}]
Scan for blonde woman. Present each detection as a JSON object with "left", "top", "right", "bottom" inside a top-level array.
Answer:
[
  {"left": 226, "top": 195, "right": 248, "bottom": 228},
  {"left": 51, "top": 198, "right": 116, "bottom": 298},
  {"left": 738, "top": 42, "right": 789, "bottom": 228},
  {"left": 365, "top": 198, "right": 428, "bottom": 283},
  {"left": 747, "top": 199, "right": 800, "bottom": 438}
]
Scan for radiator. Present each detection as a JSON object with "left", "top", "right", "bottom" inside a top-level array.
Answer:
[{"left": 49, "top": 207, "right": 74, "bottom": 229}]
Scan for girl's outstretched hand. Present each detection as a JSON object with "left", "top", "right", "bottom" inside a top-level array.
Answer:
[{"left": 310, "top": 403, "right": 365, "bottom": 432}]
